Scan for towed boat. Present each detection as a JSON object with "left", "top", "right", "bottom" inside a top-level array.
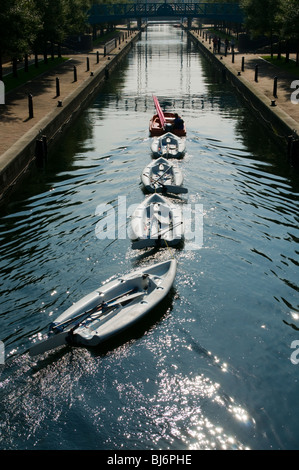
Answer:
[
  {"left": 141, "top": 157, "right": 188, "bottom": 195},
  {"left": 130, "top": 193, "right": 184, "bottom": 249},
  {"left": 151, "top": 132, "right": 186, "bottom": 159},
  {"left": 149, "top": 95, "right": 186, "bottom": 137},
  {"left": 149, "top": 113, "right": 186, "bottom": 137},
  {"left": 29, "top": 259, "right": 177, "bottom": 356}
]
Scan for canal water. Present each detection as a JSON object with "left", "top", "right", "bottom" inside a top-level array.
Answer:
[{"left": 0, "top": 24, "right": 299, "bottom": 450}]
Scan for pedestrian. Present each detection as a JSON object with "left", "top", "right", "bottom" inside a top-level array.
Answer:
[
  {"left": 173, "top": 113, "right": 184, "bottom": 130},
  {"left": 213, "top": 36, "right": 217, "bottom": 53},
  {"left": 231, "top": 38, "right": 235, "bottom": 53}
]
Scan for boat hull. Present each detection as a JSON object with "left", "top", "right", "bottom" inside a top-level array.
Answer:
[
  {"left": 151, "top": 132, "right": 186, "bottom": 159},
  {"left": 149, "top": 113, "right": 186, "bottom": 137},
  {"left": 58, "top": 259, "right": 177, "bottom": 347},
  {"left": 130, "top": 193, "right": 184, "bottom": 249},
  {"left": 141, "top": 157, "right": 187, "bottom": 194}
]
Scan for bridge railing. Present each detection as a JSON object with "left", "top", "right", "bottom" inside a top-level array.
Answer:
[{"left": 88, "top": 3, "right": 244, "bottom": 24}]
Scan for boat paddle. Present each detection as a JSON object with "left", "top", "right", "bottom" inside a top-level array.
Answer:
[
  {"left": 155, "top": 182, "right": 188, "bottom": 195},
  {"left": 131, "top": 220, "right": 184, "bottom": 249},
  {"left": 144, "top": 167, "right": 188, "bottom": 195},
  {"left": 29, "top": 288, "right": 145, "bottom": 356}
]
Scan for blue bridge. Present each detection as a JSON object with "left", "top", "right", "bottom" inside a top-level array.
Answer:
[{"left": 88, "top": 3, "right": 244, "bottom": 25}]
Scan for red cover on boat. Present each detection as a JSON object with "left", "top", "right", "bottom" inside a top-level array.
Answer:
[{"left": 153, "top": 95, "right": 166, "bottom": 128}]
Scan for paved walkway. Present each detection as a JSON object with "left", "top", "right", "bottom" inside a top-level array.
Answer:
[
  {"left": 195, "top": 31, "right": 299, "bottom": 135},
  {"left": 0, "top": 31, "right": 138, "bottom": 159}
]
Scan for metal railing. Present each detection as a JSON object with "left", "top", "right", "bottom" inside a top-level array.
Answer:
[{"left": 88, "top": 3, "right": 244, "bottom": 24}]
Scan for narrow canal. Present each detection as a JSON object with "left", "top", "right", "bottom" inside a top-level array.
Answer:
[{"left": 0, "top": 24, "right": 299, "bottom": 450}]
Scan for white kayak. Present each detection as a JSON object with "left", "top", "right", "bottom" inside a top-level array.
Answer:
[
  {"left": 130, "top": 193, "right": 184, "bottom": 249},
  {"left": 141, "top": 157, "right": 188, "bottom": 195},
  {"left": 151, "top": 132, "right": 186, "bottom": 159},
  {"left": 29, "top": 259, "right": 177, "bottom": 356}
]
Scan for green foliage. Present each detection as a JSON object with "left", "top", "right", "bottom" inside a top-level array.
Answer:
[
  {"left": 262, "top": 55, "right": 299, "bottom": 74},
  {"left": 0, "top": 0, "right": 92, "bottom": 59},
  {"left": 0, "top": 0, "right": 41, "bottom": 57},
  {"left": 1, "top": 0, "right": 299, "bottom": 62},
  {"left": 278, "top": 0, "right": 299, "bottom": 40},
  {"left": 240, "top": 0, "right": 281, "bottom": 37},
  {"left": 3, "top": 57, "right": 68, "bottom": 92},
  {"left": 240, "top": 0, "right": 299, "bottom": 41}
]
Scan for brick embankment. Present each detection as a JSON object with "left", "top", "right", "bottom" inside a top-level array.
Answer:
[
  {"left": 0, "top": 30, "right": 140, "bottom": 201},
  {"left": 188, "top": 30, "right": 299, "bottom": 157}
]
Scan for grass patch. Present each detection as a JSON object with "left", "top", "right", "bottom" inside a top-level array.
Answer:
[
  {"left": 92, "top": 29, "right": 122, "bottom": 47},
  {"left": 262, "top": 55, "right": 299, "bottom": 77},
  {"left": 208, "top": 28, "right": 237, "bottom": 43},
  {"left": 3, "top": 57, "right": 68, "bottom": 93}
]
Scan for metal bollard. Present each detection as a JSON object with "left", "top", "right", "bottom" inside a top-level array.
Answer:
[
  {"left": 28, "top": 93, "right": 33, "bottom": 119},
  {"left": 287, "top": 136, "right": 299, "bottom": 165},
  {"left": 35, "top": 138, "right": 46, "bottom": 167},
  {"left": 56, "top": 77, "right": 60, "bottom": 97},
  {"left": 86, "top": 57, "right": 90, "bottom": 72},
  {"left": 273, "top": 76, "right": 278, "bottom": 98},
  {"left": 97, "top": 51, "right": 99, "bottom": 64},
  {"left": 232, "top": 50, "right": 235, "bottom": 63},
  {"left": 255, "top": 64, "right": 258, "bottom": 82},
  {"left": 73, "top": 65, "right": 77, "bottom": 82},
  {"left": 242, "top": 56, "right": 245, "bottom": 72}
]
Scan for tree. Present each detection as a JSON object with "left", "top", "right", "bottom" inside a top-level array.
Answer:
[
  {"left": 241, "top": 0, "right": 282, "bottom": 57},
  {"left": 278, "top": 0, "right": 299, "bottom": 65},
  {"left": 34, "top": 0, "right": 68, "bottom": 60},
  {"left": 0, "top": 0, "right": 40, "bottom": 79},
  {"left": 33, "top": 0, "right": 92, "bottom": 60},
  {"left": 65, "top": 0, "right": 92, "bottom": 36}
]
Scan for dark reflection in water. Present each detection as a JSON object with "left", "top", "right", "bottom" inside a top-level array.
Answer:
[{"left": 0, "top": 25, "right": 299, "bottom": 450}]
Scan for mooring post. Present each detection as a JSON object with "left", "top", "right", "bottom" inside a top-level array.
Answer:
[
  {"left": 56, "top": 77, "right": 60, "bottom": 97},
  {"left": 273, "top": 76, "right": 278, "bottom": 98},
  {"left": 28, "top": 93, "right": 33, "bottom": 119},
  {"left": 287, "top": 135, "right": 299, "bottom": 165},
  {"left": 255, "top": 64, "right": 259, "bottom": 82},
  {"left": 42, "top": 135, "right": 48, "bottom": 162},
  {"left": 35, "top": 139, "right": 46, "bottom": 167}
]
